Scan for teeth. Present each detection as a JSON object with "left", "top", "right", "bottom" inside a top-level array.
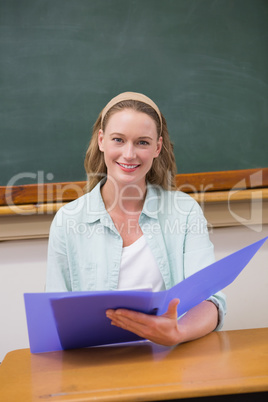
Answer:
[{"left": 119, "top": 163, "right": 138, "bottom": 169}]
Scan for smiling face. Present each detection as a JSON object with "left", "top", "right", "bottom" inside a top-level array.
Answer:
[{"left": 98, "top": 109, "right": 162, "bottom": 189}]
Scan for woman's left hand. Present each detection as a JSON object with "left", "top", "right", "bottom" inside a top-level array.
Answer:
[{"left": 106, "top": 298, "right": 181, "bottom": 346}]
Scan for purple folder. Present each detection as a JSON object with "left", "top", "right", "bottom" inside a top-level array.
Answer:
[{"left": 24, "top": 236, "right": 267, "bottom": 353}]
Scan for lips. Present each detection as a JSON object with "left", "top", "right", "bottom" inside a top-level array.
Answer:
[{"left": 116, "top": 162, "right": 140, "bottom": 172}]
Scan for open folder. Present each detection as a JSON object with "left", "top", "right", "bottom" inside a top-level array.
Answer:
[{"left": 24, "top": 237, "right": 267, "bottom": 353}]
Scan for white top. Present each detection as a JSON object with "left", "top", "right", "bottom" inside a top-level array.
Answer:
[{"left": 117, "top": 235, "right": 165, "bottom": 291}]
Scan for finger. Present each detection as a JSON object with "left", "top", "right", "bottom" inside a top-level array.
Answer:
[
  {"left": 106, "top": 309, "right": 115, "bottom": 319},
  {"left": 110, "top": 319, "right": 127, "bottom": 330},
  {"left": 112, "top": 313, "right": 146, "bottom": 330},
  {"left": 106, "top": 309, "right": 141, "bottom": 320},
  {"left": 163, "top": 298, "right": 180, "bottom": 319},
  {"left": 111, "top": 309, "right": 155, "bottom": 325}
]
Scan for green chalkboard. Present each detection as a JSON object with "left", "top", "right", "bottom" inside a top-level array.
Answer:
[{"left": 1, "top": 0, "right": 267, "bottom": 186}]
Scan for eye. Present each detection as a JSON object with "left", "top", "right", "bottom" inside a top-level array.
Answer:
[
  {"left": 138, "top": 140, "right": 150, "bottom": 146},
  {"left": 112, "top": 137, "right": 123, "bottom": 143}
]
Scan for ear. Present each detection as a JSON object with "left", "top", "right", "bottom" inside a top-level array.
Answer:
[
  {"left": 154, "top": 136, "right": 163, "bottom": 158},
  {"left": 98, "top": 129, "right": 105, "bottom": 152}
]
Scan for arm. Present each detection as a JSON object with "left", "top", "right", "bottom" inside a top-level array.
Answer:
[
  {"left": 106, "top": 298, "right": 218, "bottom": 346},
  {"left": 46, "top": 209, "right": 72, "bottom": 292},
  {"left": 182, "top": 199, "right": 226, "bottom": 331}
]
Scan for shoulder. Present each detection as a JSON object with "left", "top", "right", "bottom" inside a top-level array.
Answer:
[
  {"left": 52, "top": 181, "right": 105, "bottom": 226},
  {"left": 55, "top": 192, "right": 90, "bottom": 217}
]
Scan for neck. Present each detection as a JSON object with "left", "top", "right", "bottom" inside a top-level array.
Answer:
[{"left": 101, "top": 178, "right": 146, "bottom": 215}]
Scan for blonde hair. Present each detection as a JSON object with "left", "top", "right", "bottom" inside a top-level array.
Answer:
[{"left": 84, "top": 98, "right": 177, "bottom": 192}]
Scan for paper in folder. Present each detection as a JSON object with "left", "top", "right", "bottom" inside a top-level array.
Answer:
[{"left": 24, "top": 236, "right": 267, "bottom": 353}]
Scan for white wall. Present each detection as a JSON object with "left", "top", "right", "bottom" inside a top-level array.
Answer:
[
  {"left": 210, "top": 225, "right": 268, "bottom": 331},
  {"left": 0, "top": 239, "right": 47, "bottom": 362},
  {"left": 0, "top": 225, "right": 267, "bottom": 362}
]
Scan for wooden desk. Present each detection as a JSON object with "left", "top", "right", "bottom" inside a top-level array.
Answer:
[{"left": 1, "top": 328, "right": 268, "bottom": 402}]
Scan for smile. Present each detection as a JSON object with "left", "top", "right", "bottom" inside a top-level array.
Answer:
[{"left": 116, "top": 162, "right": 140, "bottom": 170}]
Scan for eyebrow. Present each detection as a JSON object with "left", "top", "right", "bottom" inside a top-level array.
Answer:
[{"left": 109, "top": 132, "right": 154, "bottom": 140}]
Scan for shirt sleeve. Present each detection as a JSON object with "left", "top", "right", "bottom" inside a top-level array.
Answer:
[
  {"left": 183, "top": 200, "right": 226, "bottom": 330},
  {"left": 46, "top": 208, "right": 72, "bottom": 292}
]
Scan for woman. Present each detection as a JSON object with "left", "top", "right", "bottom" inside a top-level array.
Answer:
[{"left": 46, "top": 92, "right": 226, "bottom": 346}]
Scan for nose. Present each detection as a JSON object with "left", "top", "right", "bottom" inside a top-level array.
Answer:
[{"left": 123, "top": 142, "right": 136, "bottom": 160}]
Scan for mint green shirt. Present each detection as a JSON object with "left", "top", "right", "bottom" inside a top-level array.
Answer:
[{"left": 46, "top": 181, "right": 226, "bottom": 329}]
